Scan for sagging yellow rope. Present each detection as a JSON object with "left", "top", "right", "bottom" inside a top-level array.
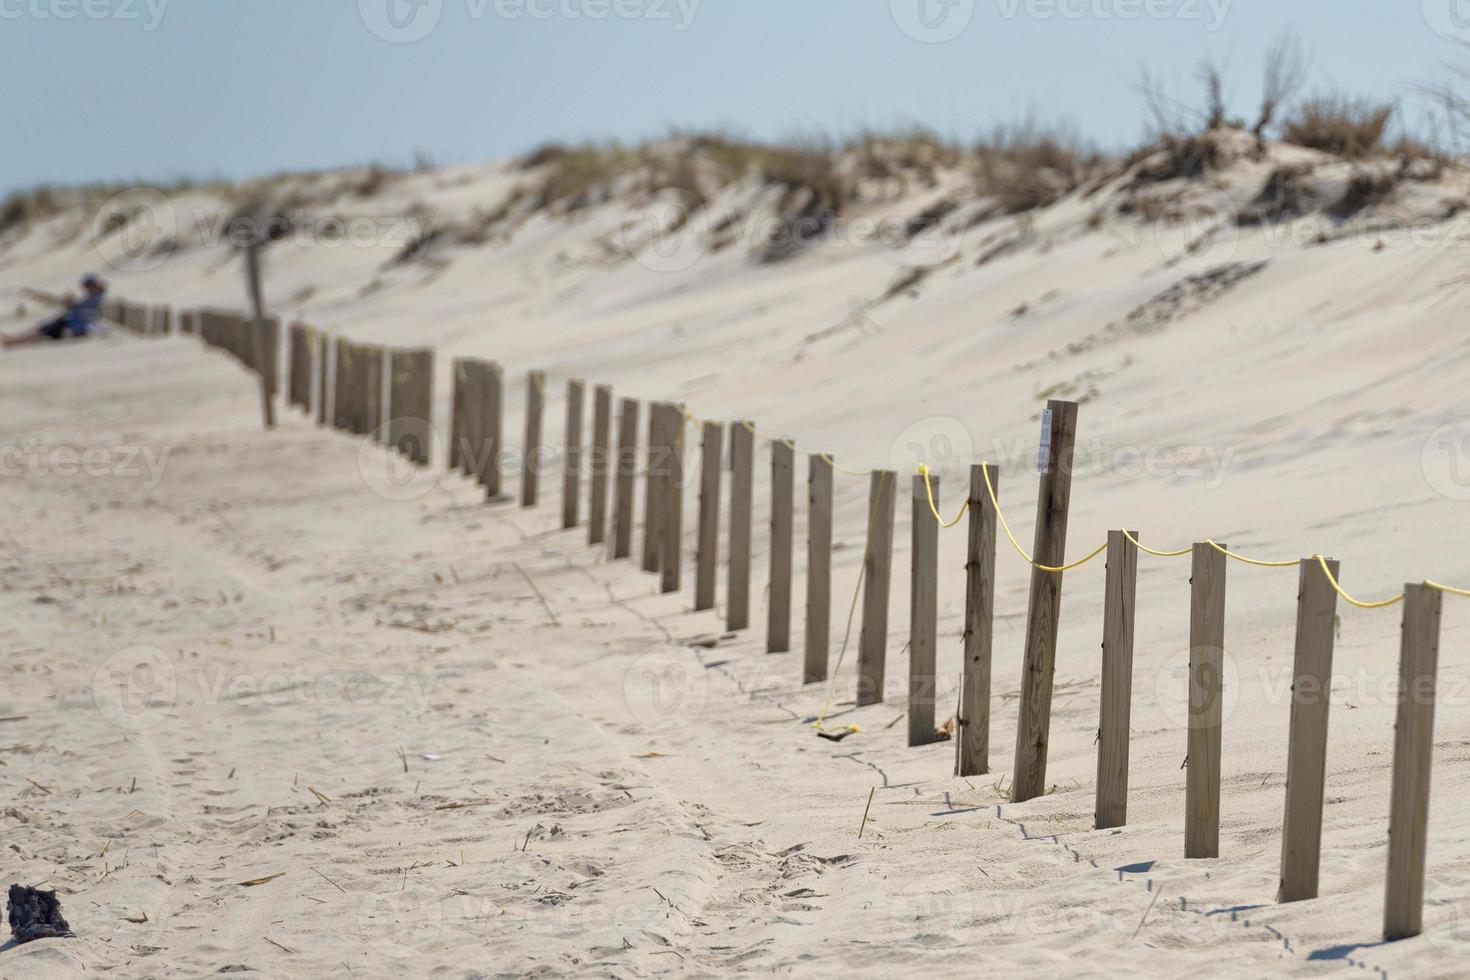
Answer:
[
  {"left": 1316, "top": 555, "right": 1405, "bottom": 610},
  {"left": 1121, "top": 529, "right": 1191, "bottom": 558},
  {"left": 1206, "top": 541, "right": 1300, "bottom": 569},
  {"left": 917, "top": 464, "right": 969, "bottom": 529},
  {"left": 979, "top": 464, "right": 1108, "bottom": 573}
]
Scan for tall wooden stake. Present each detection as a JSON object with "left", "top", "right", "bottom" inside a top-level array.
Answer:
[
  {"left": 767, "top": 439, "right": 795, "bottom": 653},
  {"left": 642, "top": 403, "right": 667, "bottom": 573},
  {"left": 1011, "top": 399, "right": 1079, "bottom": 803},
  {"left": 1383, "top": 584, "right": 1443, "bottom": 941},
  {"left": 242, "top": 244, "right": 276, "bottom": 429},
  {"left": 958, "top": 465, "right": 999, "bottom": 777},
  {"left": 694, "top": 421, "right": 724, "bottom": 611},
  {"left": 857, "top": 470, "right": 896, "bottom": 706},
  {"left": 522, "top": 371, "right": 545, "bottom": 508},
  {"left": 562, "top": 379, "right": 585, "bottom": 529},
  {"left": 727, "top": 421, "right": 755, "bottom": 632},
  {"left": 1186, "top": 542, "right": 1227, "bottom": 859},
  {"left": 611, "top": 398, "right": 639, "bottom": 559},
  {"left": 804, "top": 453, "right": 833, "bottom": 683},
  {"left": 659, "top": 404, "right": 685, "bottom": 595},
  {"left": 589, "top": 385, "right": 613, "bottom": 545},
  {"left": 1095, "top": 529, "right": 1140, "bottom": 829},
  {"left": 909, "top": 474, "right": 939, "bottom": 747},
  {"left": 1278, "top": 556, "right": 1340, "bottom": 903}
]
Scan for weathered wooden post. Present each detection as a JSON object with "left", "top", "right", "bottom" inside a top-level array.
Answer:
[
  {"left": 857, "top": 470, "right": 896, "bottom": 706},
  {"left": 457, "top": 359, "right": 480, "bottom": 478},
  {"left": 611, "top": 398, "right": 639, "bottom": 559},
  {"left": 694, "top": 421, "right": 724, "bottom": 612},
  {"left": 1383, "top": 584, "right": 1443, "bottom": 942},
  {"left": 480, "top": 362, "right": 504, "bottom": 495},
  {"left": 408, "top": 349, "right": 434, "bottom": 466},
  {"left": 1012, "top": 399, "right": 1079, "bottom": 803},
  {"left": 909, "top": 473, "right": 940, "bottom": 747},
  {"left": 642, "top": 403, "right": 667, "bottom": 573},
  {"left": 562, "top": 380, "right": 585, "bottom": 529},
  {"left": 1095, "top": 529, "right": 1140, "bottom": 829},
  {"left": 767, "top": 439, "right": 795, "bottom": 653},
  {"left": 589, "top": 385, "right": 614, "bottom": 545},
  {"left": 1186, "top": 542, "right": 1227, "bottom": 859},
  {"left": 522, "top": 371, "right": 545, "bottom": 507},
  {"left": 242, "top": 243, "right": 277, "bottom": 429},
  {"left": 804, "top": 453, "right": 833, "bottom": 683},
  {"left": 659, "top": 404, "right": 685, "bottom": 595},
  {"left": 334, "top": 339, "right": 353, "bottom": 432},
  {"left": 364, "top": 345, "right": 384, "bottom": 436},
  {"left": 958, "top": 464, "right": 999, "bottom": 777},
  {"left": 1278, "top": 556, "right": 1340, "bottom": 903},
  {"left": 727, "top": 421, "right": 755, "bottom": 632},
  {"left": 449, "top": 360, "right": 467, "bottom": 471},
  {"left": 317, "top": 332, "right": 331, "bottom": 427}
]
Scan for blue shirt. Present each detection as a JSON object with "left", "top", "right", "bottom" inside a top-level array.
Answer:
[{"left": 63, "top": 293, "right": 103, "bottom": 336}]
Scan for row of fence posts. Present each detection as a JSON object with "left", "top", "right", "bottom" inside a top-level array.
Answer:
[{"left": 97, "top": 297, "right": 1449, "bottom": 945}]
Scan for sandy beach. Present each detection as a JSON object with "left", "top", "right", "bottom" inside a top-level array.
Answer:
[{"left": 3, "top": 124, "right": 1470, "bottom": 978}]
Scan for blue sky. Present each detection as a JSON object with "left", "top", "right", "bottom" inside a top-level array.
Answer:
[{"left": 2, "top": 0, "right": 1464, "bottom": 195}]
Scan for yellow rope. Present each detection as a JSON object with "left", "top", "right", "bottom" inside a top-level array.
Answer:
[
  {"left": 1315, "top": 555, "right": 1404, "bottom": 610},
  {"left": 1205, "top": 540, "right": 1300, "bottom": 569},
  {"left": 979, "top": 464, "right": 1107, "bottom": 573},
  {"left": 1426, "top": 580, "right": 1470, "bottom": 598},
  {"left": 1120, "top": 529, "right": 1191, "bottom": 558},
  {"left": 917, "top": 464, "right": 970, "bottom": 529}
]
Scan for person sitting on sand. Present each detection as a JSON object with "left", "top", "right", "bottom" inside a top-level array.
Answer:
[{"left": 3, "top": 275, "right": 109, "bottom": 348}]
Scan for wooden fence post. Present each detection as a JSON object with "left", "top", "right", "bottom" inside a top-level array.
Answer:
[
  {"left": 243, "top": 244, "right": 277, "bottom": 429},
  {"left": 589, "top": 385, "right": 613, "bottom": 545},
  {"left": 1278, "top": 556, "right": 1340, "bottom": 903},
  {"left": 804, "top": 453, "right": 833, "bottom": 683},
  {"left": 449, "top": 360, "right": 466, "bottom": 471},
  {"left": 562, "top": 380, "right": 585, "bottom": 529},
  {"left": 910, "top": 474, "right": 940, "bottom": 747},
  {"left": 1012, "top": 399, "right": 1080, "bottom": 803},
  {"left": 457, "top": 360, "right": 480, "bottom": 478},
  {"left": 356, "top": 342, "right": 375, "bottom": 435},
  {"left": 857, "top": 470, "right": 896, "bottom": 706},
  {"left": 659, "top": 404, "right": 685, "bottom": 595},
  {"left": 958, "top": 464, "right": 999, "bottom": 777},
  {"left": 767, "top": 439, "right": 795, "bottom": 653},
  {"left": 1095, "top": 529, "right": 1140, "bottom": 829},
  {"left": 611, "top": 398, "right": 639, "bottom": 559},
  {"left": 694, "top": 421, "right": 724, "bottom": 611},
  {"left": 481, "top": 362, "right": 504, "bottom": 495},
  {"left": 1186, "top": 542, "right": 1227, "bottom": 859},
  {"left": 410, "top": 349, "right": 434, "bottom": 466},
  {"left": 335, "top": 339, "right": 353, "bottom": 432},
  {"left": 364, "top": 345, "right": 384, "bottom": 437},
  {"left": 522, "top": 371, "right": 545, "bottom": 507},
  {"left": 1383, "top": 584, "right": 1443, "bottom": 941},
  {"left": 317, "top": 333, "right": 331, "bottom": 427},
  {"left": 388, "top": 349, "right": 411, "bottom": 452},
  {"left": 641, "top": 403, "right": 667, "bottom": 573},
  {"left": 727, "top": 421, "right": 755, "bottom": 632}
]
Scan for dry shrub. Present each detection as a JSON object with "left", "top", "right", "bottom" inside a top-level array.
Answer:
[
  {"left": 1238, "top": 163, "right": 1318, "bottom": 226},
  {"left": 976, "top": 121, "right": 1093, "bottom": 214},
  {"left": 0, "top": 187, "right": 59, "bottom": 234},
  {"left": 1330, "top": 169, "right": 1397, "bottom": 219},
  {"left": 1284, "top": 95, "right": 1394, "bottom": 158}
]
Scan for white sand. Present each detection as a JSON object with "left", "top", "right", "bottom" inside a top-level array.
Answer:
[{"left": 2, "top": 136, "right": 1469, "bottom": 976}]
